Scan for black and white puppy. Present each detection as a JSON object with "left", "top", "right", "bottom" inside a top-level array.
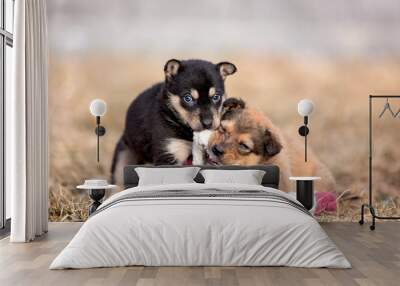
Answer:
[{"left": 111, "top": 59, "right": 236, "bottom": 184}]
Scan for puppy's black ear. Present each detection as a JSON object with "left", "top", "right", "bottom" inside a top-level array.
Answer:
[
  {"left": 264, "top": 129, "right": 282, "bottom": 157},
  {"left": 164, "top": 59, "right": 181, "bottom": 80},
  {"left": 216, "top": 62, "right": 237, "bottom": 79},
  {"left": 222, "top": 98, "right": 245, "bottom": 112}
]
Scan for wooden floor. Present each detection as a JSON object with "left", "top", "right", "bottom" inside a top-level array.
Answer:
[{"left": 0, "top": 222, "right": 399, "bottom": 286}]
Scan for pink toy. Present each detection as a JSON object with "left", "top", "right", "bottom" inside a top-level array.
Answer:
[{"left": 315, "top": 192, "right": 337, "bottom": 216}]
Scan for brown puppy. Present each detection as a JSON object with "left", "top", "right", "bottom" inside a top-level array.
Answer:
[{"left": 207, "top": 98, "right": 336, "bottom": 193}]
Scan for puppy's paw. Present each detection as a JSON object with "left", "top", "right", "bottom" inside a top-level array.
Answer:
[
  {"left": 198, "top": 130, "right": 212, "bottom": 146},
  {"left": 193, "top": 131, "right": 201, "bottom": 144}
]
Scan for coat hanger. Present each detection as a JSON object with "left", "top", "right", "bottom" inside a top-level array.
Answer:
[
  {"left": 394, "top": 107, "right": 400, "bottom": 118},
  {"left": 379, "top": 98, "right": 395, "bottom": 118}
]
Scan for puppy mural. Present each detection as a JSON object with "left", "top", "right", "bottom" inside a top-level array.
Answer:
[
  {"left": 206, "top": 98, "right": 336, "bottom": 193},
  {"left": 111, "top": 59, "right": 237, "bottom": 184}
]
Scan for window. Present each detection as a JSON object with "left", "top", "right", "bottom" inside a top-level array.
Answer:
[{"left": 0, "top": 0, "right": 13, "bottom": 235}]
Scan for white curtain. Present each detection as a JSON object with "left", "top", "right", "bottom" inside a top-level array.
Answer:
[{"left": 7, "top": 0, "right": 49, "bottom": 242}]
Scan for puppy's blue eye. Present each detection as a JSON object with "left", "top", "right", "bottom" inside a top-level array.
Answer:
[
  {"left": 183, "top": 95, "right": 193, "bottom": 103},
  {"left": 212, "top": 94, "right": 221, "bottom": 103}
]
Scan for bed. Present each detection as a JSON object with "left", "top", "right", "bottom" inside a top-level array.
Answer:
[{"left": 50, "top": 165, "right": 350, "bottom": 269}]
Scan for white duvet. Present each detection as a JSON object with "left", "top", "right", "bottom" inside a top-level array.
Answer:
[{"left": 50, "top": 183, "right": 350, "bottom": 269}]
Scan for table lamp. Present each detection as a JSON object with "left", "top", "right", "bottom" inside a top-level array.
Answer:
[{"left": 297, "top": 99, "right": 314, "bottom": 162}]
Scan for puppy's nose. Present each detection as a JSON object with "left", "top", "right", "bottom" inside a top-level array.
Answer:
[
  {"left": 201, "top": 118, "right": 213, "bottom": 129},
  {"left": 212, "top": 145, "right": 224, "bottom": 157}
]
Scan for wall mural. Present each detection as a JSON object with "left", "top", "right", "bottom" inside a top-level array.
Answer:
[{"left": 47, "top": 0, "right": 400, "bottom": 221}]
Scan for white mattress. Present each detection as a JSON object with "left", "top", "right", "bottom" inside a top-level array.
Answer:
[{"left": 50, "top": 183, "right": 350, "bottom": 269}]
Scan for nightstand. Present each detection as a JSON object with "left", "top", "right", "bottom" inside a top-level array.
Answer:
[
  {"left": 77, "top": 179, "right": 116, "bottom": 215},
  {"left": 289, "top": 177, "right": 321, "bottom": 210}
]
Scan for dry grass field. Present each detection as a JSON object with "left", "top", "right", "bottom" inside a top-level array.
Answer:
[{"left": 48, "top": 54, "right": 400, "bottom": 222}]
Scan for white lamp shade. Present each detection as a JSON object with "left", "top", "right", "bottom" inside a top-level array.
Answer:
[
  {"left": 90, "top": 99, "right": 107, "bottom": 117},
  {"left": 297, "top": 99, "right": 314, "bottom": 116}
]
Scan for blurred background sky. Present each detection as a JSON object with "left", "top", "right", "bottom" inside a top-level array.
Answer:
[{"left": 48, "top": 0, "right": 400, "bottom": 58}]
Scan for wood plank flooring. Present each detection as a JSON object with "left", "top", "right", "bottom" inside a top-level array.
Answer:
[{"left": 0, "top": 222, "right": 399, "bottom": 286}]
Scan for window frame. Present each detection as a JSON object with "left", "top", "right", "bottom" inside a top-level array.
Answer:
[{"left": 0, "top": 0, "right": 13, "bottom": 236}]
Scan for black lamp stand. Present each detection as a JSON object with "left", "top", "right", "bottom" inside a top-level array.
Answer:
[
  {"left": 95, "top": 116, "right": 106, "bottom": 162},
  {"left": 88, "top": 189, "right": 106, "bottom": 215},
  {"left": 298, "top": 116, "right": 310, "bottom": 162}
]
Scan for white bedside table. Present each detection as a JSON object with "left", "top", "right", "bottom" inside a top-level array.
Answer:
[
  {"left": 289, "top": 177, "right": 321, "bottom": 210},
  {"left": 77, "top": 179, "right": 116, "bottom": 215}
]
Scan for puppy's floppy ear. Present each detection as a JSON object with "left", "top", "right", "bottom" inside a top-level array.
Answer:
[
  {"left": 164, "top": 59, "right": 181, "bottom": 79},
  {"left": 216, "top": 62, "right": 237, "bottom": 79},
  {"left": 222, "top": 98, "right": 245, "bottom": 112},
  {"left": 264, "top": 129, "right": 282, "bottom": 157}
]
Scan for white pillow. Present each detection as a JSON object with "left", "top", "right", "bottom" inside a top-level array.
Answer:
[
  {"left": 200, "top": 169, "right": 266, "bottom": 185},
  {"left": 135, "top": 167, "right": 200, "bottom": 186}
]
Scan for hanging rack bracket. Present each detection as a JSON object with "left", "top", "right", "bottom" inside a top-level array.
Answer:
[{"left": 359, "top": 95, "right": 400, "bottom": 230}]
